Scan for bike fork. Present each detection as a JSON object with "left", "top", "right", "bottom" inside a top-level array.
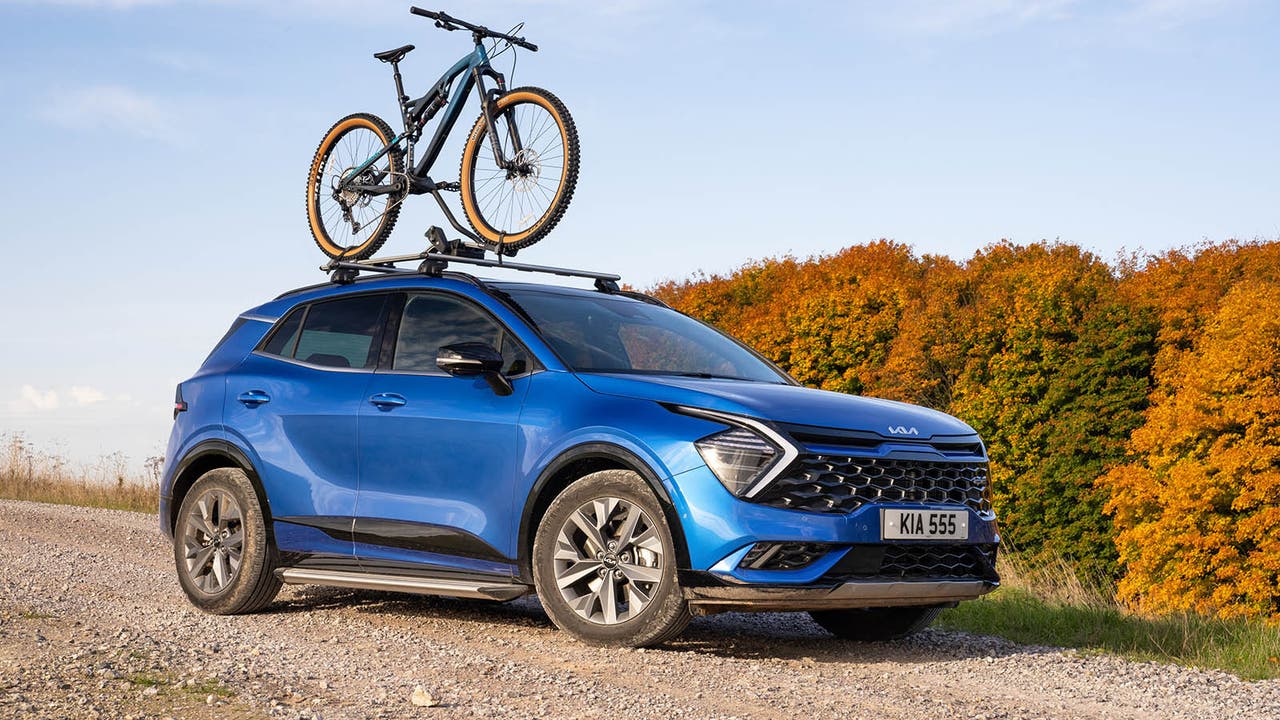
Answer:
[{"left": 474, "top": 68, "right": 521, "bottom": 168}]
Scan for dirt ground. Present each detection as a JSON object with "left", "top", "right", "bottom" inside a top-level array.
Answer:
[{"left": 2, "top": 499, "right": 1277, "bottom": 720}]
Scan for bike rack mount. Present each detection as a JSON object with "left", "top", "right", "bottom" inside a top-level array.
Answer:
[{"left": 319, "top": 226, "right": 622, "bottom": 293}]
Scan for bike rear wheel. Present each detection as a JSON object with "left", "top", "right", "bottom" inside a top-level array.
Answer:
[
  {"left": 459, "top": 87, "right": 579, "bottom": 253},
  {"left": 306, "top": 113, "right": 404, "bottom": 260}
]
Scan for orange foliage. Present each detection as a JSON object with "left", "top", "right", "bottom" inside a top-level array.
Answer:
[
  {"left": 1103, "top": 279, "right": 1280, "bottom": 619},
  {"left": 652, "top": 238, "right": 1280, "bottom": 619}
]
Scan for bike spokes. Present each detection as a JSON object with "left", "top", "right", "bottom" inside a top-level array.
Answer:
[
  {"left": 308, "top": 8, "right": 577, "bottom": 260},
  {"left": 309, "top": 119, "right": 404, "bottom": 259},
  {"left": 471, "top": 101, "right": 566, "bottom": 235}
]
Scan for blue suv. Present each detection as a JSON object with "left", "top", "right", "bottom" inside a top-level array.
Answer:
[{"left": 161, "top": 268, "right": 999, "bottom": 646}]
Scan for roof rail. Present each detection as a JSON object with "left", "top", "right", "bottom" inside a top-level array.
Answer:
[{"left": 321, "top": 226, "right": 621, "bottom": 292}]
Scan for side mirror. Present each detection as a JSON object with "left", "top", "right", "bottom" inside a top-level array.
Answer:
[{"left": 436, "top": 342, "right": 513, "bottom": 396}]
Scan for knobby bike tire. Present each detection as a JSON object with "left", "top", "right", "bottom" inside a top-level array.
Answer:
[
  {"left": 458, "top": 87, "right": 580, "bottom": 253},
  {"left": 306, "top": 113, "right": 404, "bottom": 260}
]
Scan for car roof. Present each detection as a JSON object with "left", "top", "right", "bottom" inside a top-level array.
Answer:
[
  {"left": 273, "top": 273, "right": 623, "bottom": 301},
  {"left": 251, "top": 272, "right": 659, "bottom": 322}
]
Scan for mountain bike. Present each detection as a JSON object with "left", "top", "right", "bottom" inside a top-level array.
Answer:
[{"left": 306, "top": 6, "right": 580, "bottom": 260}]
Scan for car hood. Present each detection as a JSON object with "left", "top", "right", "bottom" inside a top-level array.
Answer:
[{"left": 576, "top": 373, "right": 978, "bottom": 440}]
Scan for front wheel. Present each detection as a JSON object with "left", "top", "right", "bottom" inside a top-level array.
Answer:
[
  {"left": 459, "top": 87, "right": 580, "bottom": 254},
  {"left": 532, "top": 469, "right": 690, "bottom": 647}
]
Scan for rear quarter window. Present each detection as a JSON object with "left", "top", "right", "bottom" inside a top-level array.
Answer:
[{"left": 260, "top": 308, "right": 304, "bottom": 358}]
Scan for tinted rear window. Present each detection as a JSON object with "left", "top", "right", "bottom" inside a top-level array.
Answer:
[
  {"left": 258, "top": 295, "right": 387, "bottom": 369},
  {"left": 295, "top": 295, "right": 387, "bottom": 369}
]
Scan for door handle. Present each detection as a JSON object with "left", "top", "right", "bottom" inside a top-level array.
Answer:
[
  {"left": 237, "top": 390, "right": 271, "bottom": 406},
  {"left": 369, "top": 392, "right": 407, "bottom": 409}
]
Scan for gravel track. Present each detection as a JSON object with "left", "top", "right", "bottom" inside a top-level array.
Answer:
[{"left": 1, "top": 499, "right": 1277, "bottom": 720}]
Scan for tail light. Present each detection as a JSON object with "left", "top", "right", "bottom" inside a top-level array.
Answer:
[{"left": 174, "top": 385, "right": 188, "bottom": 419}]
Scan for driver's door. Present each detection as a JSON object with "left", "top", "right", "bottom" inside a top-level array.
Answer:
[{"left": 354, "top": 291, "right": 533, "bottom": 577}]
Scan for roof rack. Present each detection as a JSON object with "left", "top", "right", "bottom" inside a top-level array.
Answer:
[{"left": 321, "top": 226, "right": 622, "bottom": 293}]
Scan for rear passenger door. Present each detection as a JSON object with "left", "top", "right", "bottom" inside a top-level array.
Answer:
[
  {"left": 225, "top": 293, "right": 390, "bottom": 564},
  {"left": 354, "top": 291, "right": 532, "bottom": 578}
]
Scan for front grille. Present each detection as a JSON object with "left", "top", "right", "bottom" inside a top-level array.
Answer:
[
  {"left": 821, "top": 543, "right": 999, "bottom": 582},
  {"left": 754, "top": 456, "right": 991, "bottom": 515}
]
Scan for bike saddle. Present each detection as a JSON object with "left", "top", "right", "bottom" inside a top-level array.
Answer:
[{"left": 374, "top": 44, "right": 415, "bottom": 63}]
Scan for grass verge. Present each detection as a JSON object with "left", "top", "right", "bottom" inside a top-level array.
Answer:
[
  {"left": 0, "top": 475, "right": 156, "bottom": 513},
  {"left": 1, "top": 433, "right": 157, "bottom": 513},
  {"left": 938, "top": 583, "right": 1280, "bottom": 680}
]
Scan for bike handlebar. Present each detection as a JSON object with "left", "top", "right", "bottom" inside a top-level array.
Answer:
[{"left": 410, "top": 7, "right": 538, "bottom": 52}]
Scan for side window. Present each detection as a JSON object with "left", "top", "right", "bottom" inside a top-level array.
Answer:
[
  {"left": 393, "top": 293, "right": 529, "bottom": 375},
  {"left": 254, "top": 295, "right": 384, "bottom": 369},
  {"left": 260, "top": 308, "right": 304, "bottom": 358}
]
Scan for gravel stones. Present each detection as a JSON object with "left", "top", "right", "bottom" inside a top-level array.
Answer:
[{"left": 1, "top": 499, "right": 1278, "bottom": 720}]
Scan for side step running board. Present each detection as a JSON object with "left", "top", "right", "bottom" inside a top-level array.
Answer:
[{"left": 278, "top": 568, "right": 529, "bottom": 602}]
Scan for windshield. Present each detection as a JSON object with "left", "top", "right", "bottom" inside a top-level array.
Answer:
[{"left": 503, "top": 288, "right": 789, "bottom": 383}]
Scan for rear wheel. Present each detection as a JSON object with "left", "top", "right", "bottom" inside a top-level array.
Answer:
[
  {"left": 809, "top": 606, "right": 942, "bottom": 641},
  {"left": 306, "top": 113, "right": 405, "bottom": 260},
  {"left": 532, "top": 469, "right": 690, "bottom": 647},
  {"left": 459, "top": 87, "right": 579, "bottom": 254},
  {"left": 173, "top": 468, "right": 281, "bottom": 614}
]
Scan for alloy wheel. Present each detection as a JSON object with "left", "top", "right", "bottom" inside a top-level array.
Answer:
[
  {"left": 181, "top": 489, "right": 244, "bottom": 594},
  {"left": 552, "top": 497, "right": 664, "bottom": 625}
]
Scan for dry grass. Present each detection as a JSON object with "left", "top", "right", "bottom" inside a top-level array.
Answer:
[
  {"left": 993, "top": 550, "right": 1117, "bottom": 608},
  {"left": 939, "top": 550, "right": 1280, "bottom": 680},
  {"left": 0, "top": 433, "right": 158, "bottom": 514}
]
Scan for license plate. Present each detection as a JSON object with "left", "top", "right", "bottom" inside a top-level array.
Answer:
[{"left": 881, "top": 508, "right": 969, "bottom": 540}]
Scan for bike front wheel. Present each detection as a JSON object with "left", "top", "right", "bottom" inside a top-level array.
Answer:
[
  {"left": 306, "top": 113, "right": 404, "bottom": 260},
  {"left": 459, "top": 87, "right": 580, "bottom": 253}
]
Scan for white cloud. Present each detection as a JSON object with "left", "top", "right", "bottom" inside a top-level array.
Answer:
[
  {"left": 68, "top": 386, "right": 106, "bottom": 406},
  {"left": 6, "top": 385, "right": 126, "bottom": 413},
  {"left": 40, "top": 84, "right": 180, "bottom": 144},
  {"left": 8, "top": 385, "right": 60, "bottom": 413}
]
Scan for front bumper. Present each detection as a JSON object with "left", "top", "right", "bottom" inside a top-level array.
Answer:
[
  {"left": 671, "top": 465, "right": 1000, "bottom": 576},
  {"left": 682, "top": 577, "right": 998, "bottom": 614}
]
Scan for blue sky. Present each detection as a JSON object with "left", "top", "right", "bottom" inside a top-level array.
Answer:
[{"left": 1, "top": 0, "right": 1277, "bottom": 467}]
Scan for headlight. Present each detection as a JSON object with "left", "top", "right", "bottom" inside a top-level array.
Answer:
[
  {"left": 696, "top": 427, "right": 779, "bottom": 496},
  {"left": 672, "top": 405, "right": 801, "bottom": 498}
]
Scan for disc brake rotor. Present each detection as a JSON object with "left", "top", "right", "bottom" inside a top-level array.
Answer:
[{"left": 510, "top": 148, "right": 542, "bottom": 193}]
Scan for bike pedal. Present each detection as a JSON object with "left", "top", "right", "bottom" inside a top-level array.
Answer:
[{"left": 436, "top": 181, "right": 461, "bottom": 192}]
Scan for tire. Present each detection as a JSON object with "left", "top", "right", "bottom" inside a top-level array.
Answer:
[
  {"left": 532, "top": 469, "right": 690, "bottom": 647},
  {"left": 459, "top": 87, "right": 579, "bottom": 254},
  {"left": 809, "top": 606, "right": 942, "bottom": 641},
  {"left": 172, "top": 468, "right": 281, "bottom": 615},
  {"left": 306, "top": 112, "right": 405, "bottom": 260}
]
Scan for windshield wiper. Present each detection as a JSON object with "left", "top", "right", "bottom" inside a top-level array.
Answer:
[
  {"left": 669, "top": 371, "right": 766, "bottom": 382},
  {"left": 586, "top": 369, "right": 783, "bottom": 383}
]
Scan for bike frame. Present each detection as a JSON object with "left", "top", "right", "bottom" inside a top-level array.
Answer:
[{"left": 343, "top": 38, "right": 521, "bottom": 198}]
